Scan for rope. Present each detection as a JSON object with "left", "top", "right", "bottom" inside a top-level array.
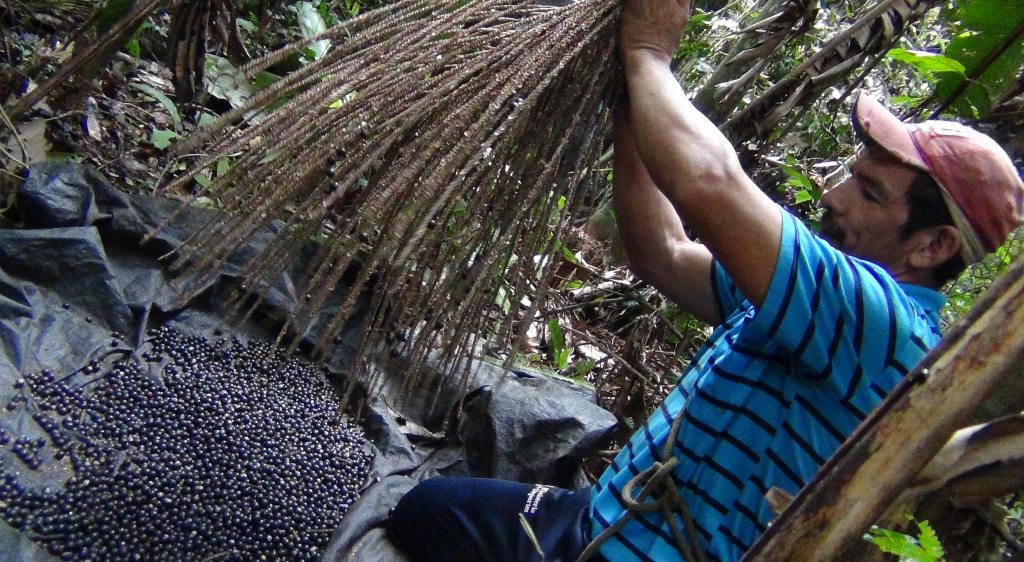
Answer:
[{"left": 576, "top": 406, "right": 706, "bottom": 562}]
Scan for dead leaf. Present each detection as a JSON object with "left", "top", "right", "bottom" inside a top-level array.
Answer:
[
  {"left": 84, "top": 97, "right": 103, "bottom": 141},
  {"left": 4, "top": 118, "right": 49, "bottom": 165}
]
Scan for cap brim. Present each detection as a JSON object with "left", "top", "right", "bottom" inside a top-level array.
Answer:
[{"left": 853, "top": 91, "right": 929, "bottom": 172}]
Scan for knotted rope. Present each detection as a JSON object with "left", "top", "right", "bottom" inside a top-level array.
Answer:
[{"left": 577, "top": 406, "right": 706, "bottom": 562}]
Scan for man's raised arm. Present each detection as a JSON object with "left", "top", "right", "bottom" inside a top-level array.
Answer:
[
  {"left": 619, "top": 0, "right": 782, "bottom": 308},
  {"left": 613, "top": 108, "right": 720, "bottom": 326}
]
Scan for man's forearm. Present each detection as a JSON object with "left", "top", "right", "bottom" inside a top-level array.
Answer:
[
  {"left": 612, "top": 108, "right": 720, "bottom": 324},
  {"left": 620, "top": 47, "right": 782, "bottom": 308},
  {"left": 622, "top": 49, "right": 741, "bottom": 232}
]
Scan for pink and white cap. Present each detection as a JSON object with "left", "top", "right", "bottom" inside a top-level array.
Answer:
[{"left": 853, "top": 91, "right": 1024, "bottom": 264}]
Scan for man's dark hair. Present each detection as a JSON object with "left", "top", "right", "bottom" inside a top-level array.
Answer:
[{"left": 900, "top": 171, "right": 967, "bottom": 285}]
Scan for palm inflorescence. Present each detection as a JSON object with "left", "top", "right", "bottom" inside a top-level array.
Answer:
[{"left": 149, "top": 0, "right": 622, "bottom": 407}]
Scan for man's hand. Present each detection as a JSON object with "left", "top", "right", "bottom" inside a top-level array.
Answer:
[{"left": 619, "top": 0, "right": 691, "bottom": 63}]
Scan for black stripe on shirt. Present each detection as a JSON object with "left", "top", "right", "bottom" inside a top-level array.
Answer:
[
  {"left": 733, "top": 500, "right": 769, "bottom": 534},
  {"left": 680, "top": 480, "right": 731, "bottom": 516},
  {"left": 890, "top": 358, "right": 910, "bottom": 376},
  {"left": 910, "top": 333, "right": 929, "bottom": 354},
  {"left": 840, "top": 399, "right": 868, "bottom": 422},
  {"left": 782, "top": 421, "right": 827, "bottom": 465},
  {"left": 718, "top": 523, "right": 752, "bottom": 552},
  {"left": 845, "top": 256, "right": 866, "bottom": 356},
  {"left": 694, "top": 388, "right": 778, "bottom": 436},
  {"left": 865, "top": 267, "right": 899, "bottom": 370},
  {"left": 792, "top": 261, "right": 827, "bottom": 361},
  {"left": 591, "top": 509, "right": 659, "bottom": 562},
  {"left": 730, "top": 343, "right": 790, "bottom": 367},
  {"left": 869, "top": 382, "right": 887, "bottom": 399},
  {"left": 842, "top": 363, "right": 865, "bottom": 403},
  {"left": 765, "top": 448, "right": 807, "bottom": 488},
  {"left": 794, "top": 394, "right": 846, "bottom": 444},
  {"left": 682, "top": 410, "right": 761, "bottom": 463},
  {"left": 766, "top": 233, "right": 802, "bottom": 339},
  {"left": 808, "top": 313, "right": 846, "bottom": 381},
  {"left": 702, "top": 455, "right": 746, "bottom": 490},
  {"left": 749, "top": 474, "right": 769, "bottom": 495},
  {"left": 709, "top": 364, "right": 791, "bottom": 407}
]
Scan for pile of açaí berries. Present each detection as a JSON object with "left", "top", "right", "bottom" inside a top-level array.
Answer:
[{"left": 0, "top": 326, "right": 372, "bottom": 561}]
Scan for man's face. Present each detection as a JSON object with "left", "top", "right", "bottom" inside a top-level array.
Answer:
[{"left": 818, "top": 145, "right": 919, "bottom": 270}]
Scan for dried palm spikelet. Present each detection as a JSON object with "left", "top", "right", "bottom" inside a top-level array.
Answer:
[{"left": 148, "top": 0, "right": 622, "bottom": 409}]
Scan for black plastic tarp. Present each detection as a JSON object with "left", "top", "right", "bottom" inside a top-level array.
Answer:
[{"left": 0, "top": 162, "right": 617, "bottom": 561}]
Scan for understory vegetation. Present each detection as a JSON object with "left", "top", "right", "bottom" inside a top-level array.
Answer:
[{"left": 1, "top": 0, "right": 1022, "bottom": 559}]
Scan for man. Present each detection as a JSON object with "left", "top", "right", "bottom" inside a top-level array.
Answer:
[{"left": 387, "top": 0, "right": 1024, "bottom": 560}]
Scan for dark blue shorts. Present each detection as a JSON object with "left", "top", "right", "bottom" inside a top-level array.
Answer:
[{"left": 388, "top": 478, "right": 593, "bottom": 562}]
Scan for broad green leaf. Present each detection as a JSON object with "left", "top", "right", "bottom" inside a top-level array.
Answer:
[
  {"left": 132, "top": 83, "right": 181, "bottom": 126},
  {"left": 217, "top": 159, "right": 230, "bottom": 177},
  {"left": 197, "top": 112, "right": 217, "bottom": 127},
  {"left": 236, "top": 17, "right": 257, "bottom": 33},
  {"left": 204, "top": 55, "right": 257, "bottom": 109},
  {"left": 253, "top": 71, "right": 281, "bottom": 90},
  {"left": 887, "top": 48, "right": 966, "bottom": 74},
  {"left": 294, "top": 1, "right": 330, "bottom": 60},
  {"left": 194, "top": 174, "right": 213, "bottom": 188},
  {"left": 780, "top": 165, "right": 814, "bottom": 189},
  {"left": 151, "top": 129, "right": 181, "bottom": 149},
  {"left": 574, "top": 359, "right": 596, "bottom": 377},
  {"left": 935, "top": 0, "right": 1024, "bottom": 118}
]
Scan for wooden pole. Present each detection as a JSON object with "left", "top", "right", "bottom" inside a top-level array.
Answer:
[{"left": 741, "top": 255, "right": 1024, "bottom": 562}]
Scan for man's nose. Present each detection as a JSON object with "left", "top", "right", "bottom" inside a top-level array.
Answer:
[{"left": 820, "top": 182, "right": 848, "bottom": 214}]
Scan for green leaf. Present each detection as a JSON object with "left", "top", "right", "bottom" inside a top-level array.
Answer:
[
  {"left": 562, "top": 247, "right": 581, "bottom": 265},
  {"left": 867, "top": 520, "right": 946, "bottom": 562},
  {"left": 557, "top": 195, "right": 566, "bottom": 209},
  {"left": 548, "top": 318, "right": 565, "bottom": 355},
  {"left": 252, "top": 71, "right": 281, "bottom": 90},
  {"left": 132, "top": 83, "right": 181, "bottom": 126},
  {"left": 204, "top": 55, "right": 257, "bottom": 109},
  {"left": 780, "top": 165, "right": 814, "bottom": 190},
  {"left": 556, "top": 349, "right": 570, "bottom": 371},
  {"left": 294, "top": 1, "right": 330, "bottom": 60},
  {"left": 126, "top": 38, "right": 141, "bottom": 58},
  {"left": 793, "top": 188, "right": 823, "bottom": 204},
  {"left": 194, "top": 174, "right": 213, "bottom": 188},
  {"left": 887, "top": 48, "right": 966, "bottom": 74},
  {"left": 935, "top": 0, "right": 1024, "bottom": 119},
  {"left": 236, "top": 17, "right": 257, "bottom": 33},
  {"left": 216, "top": 159, "right": 230, "bottom": 177},
  {"left": 197, "top": 112, "right": 217, "bottom": 127},
  {"left": 574, "top": 359, "right": 596, "bottom": 377},
  {"left": 916, "top": 520, "right": 944, "bottom": 558},
  {"left": 151, "top": 129, "right": 181, "bottom": 149}
]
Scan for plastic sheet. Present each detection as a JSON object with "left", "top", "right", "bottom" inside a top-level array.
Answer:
[{"left": 0, "top": 163, "right": 617, "bottom": 561}]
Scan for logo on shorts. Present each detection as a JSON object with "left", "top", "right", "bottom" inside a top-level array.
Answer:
[{"left": 523, "top": 484, "right": 551, "bottom": 514}]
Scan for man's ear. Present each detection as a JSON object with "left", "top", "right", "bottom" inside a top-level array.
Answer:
[{"left": 908, "top": 225, "right": 961, "bottom": 269}]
